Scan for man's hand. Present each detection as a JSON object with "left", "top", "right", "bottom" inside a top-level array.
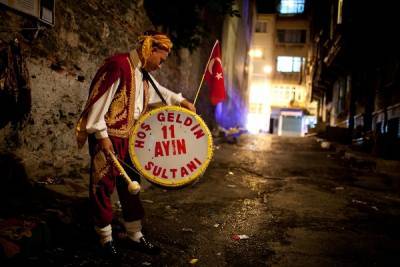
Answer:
[
  {"left": 98, "top": 137, "right": 115, "bottom": 154},
  {"left": 180, "top": 99, "right": 196, "bottom": 113}
]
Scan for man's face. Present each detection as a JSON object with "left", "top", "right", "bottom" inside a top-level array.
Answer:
[{"left": 144, "top": 48, "right": 169, "bottom": 72}]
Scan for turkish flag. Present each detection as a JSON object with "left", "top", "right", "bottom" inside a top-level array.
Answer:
[{"left": 204, "top": 40, "right": 226, "bottom": 105}]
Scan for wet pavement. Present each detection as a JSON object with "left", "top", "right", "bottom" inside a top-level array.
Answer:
[{"left": 2, "top": 134, "right": 400, "bottom": 266}]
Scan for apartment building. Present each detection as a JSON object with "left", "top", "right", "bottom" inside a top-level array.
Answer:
[
  {"left": 247, "top": 0, "right": 314, "bottom": 136},
  {"left": 309, "top": 0, "right": 400, "bottom": 158}
]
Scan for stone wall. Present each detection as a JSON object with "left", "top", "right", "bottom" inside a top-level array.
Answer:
[{"left": 0, "top": 0, "right": 212, "bottom": 183}]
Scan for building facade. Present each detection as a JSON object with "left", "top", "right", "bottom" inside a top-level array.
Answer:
[
  {"left": 309, "top": 0, "right": 400, "bottom": 159},
  {"left": 216, "top": 0, "right": 257, "bottom": 130},
  {"left": 247, "top": 0, "right": 314, "bottom": 136}
]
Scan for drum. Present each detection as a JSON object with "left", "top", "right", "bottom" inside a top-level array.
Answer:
[{"left": 129, "top": 106, "right": 213, "bottom": 188}]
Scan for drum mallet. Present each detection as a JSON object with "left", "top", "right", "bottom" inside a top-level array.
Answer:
[{"left": 107, "top": 151, "right": 141, "bottom": 194}]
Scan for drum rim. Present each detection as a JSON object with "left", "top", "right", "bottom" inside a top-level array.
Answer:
[{"left": 129, "top": 105, "right": 213, "bottom": 188}]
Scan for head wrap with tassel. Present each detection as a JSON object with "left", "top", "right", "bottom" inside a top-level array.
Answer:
[{"left": 137, "top": 31, "right": 173, "bottom": 66}]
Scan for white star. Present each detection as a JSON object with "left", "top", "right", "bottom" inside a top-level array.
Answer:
[{"left": 215, "top": 72, "right": 223, "bottom": 80}]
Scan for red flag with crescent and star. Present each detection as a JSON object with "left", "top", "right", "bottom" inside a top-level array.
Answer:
[{"left": 204, "top": 40, "right": 226, "bottom": 105}]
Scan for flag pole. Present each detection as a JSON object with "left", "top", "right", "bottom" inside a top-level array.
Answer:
[{"left": 193, "top": 40, "right": 219, "bottom": 105}]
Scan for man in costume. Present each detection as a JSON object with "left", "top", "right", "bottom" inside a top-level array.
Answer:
[{"left": 76, "top": 30, "right": 196, "bottom": 258}]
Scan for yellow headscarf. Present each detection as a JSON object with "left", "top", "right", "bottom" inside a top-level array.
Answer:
[{"left": 137, "top": 32, "right": 173, "bottom": 66}]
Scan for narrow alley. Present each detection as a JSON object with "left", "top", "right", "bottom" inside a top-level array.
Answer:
[{"left": 3, "top": 134, "right": 400, "bottom": 266}]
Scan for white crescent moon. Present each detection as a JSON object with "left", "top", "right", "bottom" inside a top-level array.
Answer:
[
  {"left": 208, "top": 59, "right": 215, "bottom": 75},
  {"left": 208, "top": 57, "right": 222, "bottom": 75}
]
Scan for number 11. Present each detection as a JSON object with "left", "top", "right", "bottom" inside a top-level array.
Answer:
[{"left": 161, "top": 125, "right": 175, "bottom": 139}]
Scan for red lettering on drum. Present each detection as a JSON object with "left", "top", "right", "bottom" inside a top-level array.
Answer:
[
  {"left": 154, "top": 139, "right": 186, "bottom": 157},
  {"left": 157, "top": 112, "right": 165, "bottom": 122},
  {"left": 161, "top": 168, "right": 168, "bottom": 179},
  {"left": 145, "top": 157, "right": 203, "bottom": 179},
  {"left": 184, "top": 117, "right": 192, "bottom": 126},
  {"left": 167, "top": 112, "right": 174, "bottom": 122},
  {"left": 194, "top": 158, "right": 202, "bottom": 165},
  {"left": 176, "top": 114, "right": 182, "bottom": 123},
  {"left": 180, "top": 166, "right": 189, "bottom": 176},
  {"left": 176, "top": 139, "right": 186, "bottom": 154},
  {"left": 170, "top": 168, "right": 177, "bottom": 178},
  {"left": 137, "top": 131, "right": 146, "bottom": 139},
  {"left": 187, "top": 157, "right": 202, "bottom": 172},
  {"left": 135, "top": 140, "right": 145, "bottom": 148},
  {"left": 186, "top": 160, "right": 197, "bottom": 172},
  {"left": 154, "top": 142, "right": 163, "bottom": 157},
  {"left": 153, "top": 166, "right": 162, "bottom": 176},
  {"left": 193, "top": 129, "right": 205, "bottom": 139},
  {"left": 161, "top": 141, "right": 170, "bottom": 156},
  {"left": 190, "top": 124, "right": 200, "bottom": 131},
  {"left": 180, "top": 158, "right": 201, "bottom": 177},
  {"left": 145, "top": 162, "right": 168, "bottom": 179},
  {"left": 156, "top": 112, "right": 192, "bottom": 124},
  {"left": 145, "top": 161, "right": 154, "bottom": 170},
  {"left": 140, "top": 123, "right": 151, "bottom": 131},
  {"left": 161, "top": 125, "right": 175, "bottom": 139},
  {"left": 136, "top": 128, "right": 148, "bottom": 148},
  {"left": 171, "top": 139, "right": 177, "bottom": 154},
  {"left": 189, "top": 123, "right": 205, "bottom": 139}
]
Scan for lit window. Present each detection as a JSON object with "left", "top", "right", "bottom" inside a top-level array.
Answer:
[
  {"left": 249, "top": 49, "right": 263, "bottom": 58},
  {"left": 280, "top": 0, "right": 305, "bottom": 14},
  {"left": 277, "top": 56, "right": 304, "bottom": 72},
  {"left": 255, "top": 21, "right": 268, "bottom": 33}
]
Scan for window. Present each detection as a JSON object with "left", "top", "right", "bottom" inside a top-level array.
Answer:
[
  {"left": 0, "top": 0, "right": 55, "bottom": 25},
  {"left": 40, "top": 0, "right": 55, "bottom": 24},
  {"left": 255, "top": 21, "right": 268, "bottom": 33},
  {"left": 276, "top": 56, "right": 304, "bottom": 72},
  {"left": 336, "top": 77, "right": 346, "bottom": 114},
  {"left": 249, "top": 49, "right": 263, "bottom": 58},
  {"left": 279, "top": 0, "right": 305, "bottom": 14},
  {"left": 277, "top": 30, "right": 306, "bottom": 43}
]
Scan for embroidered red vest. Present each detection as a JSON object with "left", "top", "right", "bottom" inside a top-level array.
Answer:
[{"left": 76, "top": 51, "right": 148, "bottom": 147}]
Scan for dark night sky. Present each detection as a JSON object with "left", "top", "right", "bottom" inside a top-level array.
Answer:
[{"left": 256, "top": 0, "right": 279, "bottom": 13}]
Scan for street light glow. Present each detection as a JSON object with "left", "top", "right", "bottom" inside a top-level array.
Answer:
[
  {"left": 263, "top": 65, "right": 272, "bottom": 74},
  {"left": 246, "top": 83, "right": 270, "bottom": 133}
]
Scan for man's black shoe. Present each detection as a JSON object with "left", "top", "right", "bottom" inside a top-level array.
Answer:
[
  {"left": 123, "top": 236, "right": 161, "bottom": 255},
  {"left": 102, "top": 240, "right": 120, "bottom": 261}
]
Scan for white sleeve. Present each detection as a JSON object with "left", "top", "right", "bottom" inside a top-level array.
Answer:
[
  {"left": 86, "top": 79, "right": 120, "bottom": 139},
  {"left": 148, "top": 74, "right": 185, "bottom": 105}
]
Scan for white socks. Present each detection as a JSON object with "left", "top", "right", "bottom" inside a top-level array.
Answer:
[
  {"left": 95, "top": 224, "right": 112, "bottom": 246},
  {"left": 95, "top": 220, "right": 143, "bottom": 245},
  {"left": 124, "top": 220, "right": 143, "bottom": 243},
  {"left": 130, "top": 231, "right": 144, "bottom": 242}
]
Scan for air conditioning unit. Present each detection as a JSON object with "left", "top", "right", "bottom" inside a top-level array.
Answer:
[{"left": 0, "top": 0, "right": 55, "bottom": 26}]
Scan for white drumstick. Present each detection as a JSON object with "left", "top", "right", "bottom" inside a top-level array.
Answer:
[{"left": 107, "top": 151, "right": 140, "bottom": 194}]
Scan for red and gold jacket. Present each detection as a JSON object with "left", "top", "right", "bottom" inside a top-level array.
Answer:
[{"left": 76, "top": 51, "right": 144, "bottom": 148}]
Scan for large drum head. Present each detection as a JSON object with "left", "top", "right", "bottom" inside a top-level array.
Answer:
[{"left": 129, "top": 106, "right": 213, "bottom": 188}]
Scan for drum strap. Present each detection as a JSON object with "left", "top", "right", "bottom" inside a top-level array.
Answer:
[{"left": 142, "top": 69, "right": 167, "bottom": 105}]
